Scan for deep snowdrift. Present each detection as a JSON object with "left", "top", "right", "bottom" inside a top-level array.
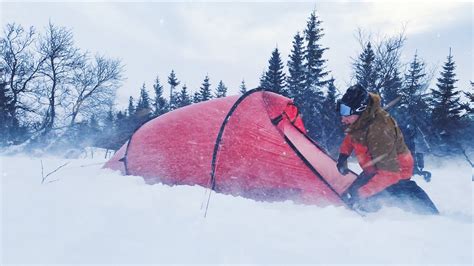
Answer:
[{"left": 1, "top": 150, "right": 472, "bottom": 264}]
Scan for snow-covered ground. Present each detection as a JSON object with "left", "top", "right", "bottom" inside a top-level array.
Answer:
[{"left": 1, "top": 149, "right": 472, "bottom": 264}]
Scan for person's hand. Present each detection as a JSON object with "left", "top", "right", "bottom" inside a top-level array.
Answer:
[
  {"left": 357, "top": 171, "right": 375, "bottom": 184},
  {"left": 336, "top": 154, "right": 349, "bottom": 175},
  {"left": 342, "top": 191, "right": 374, "bottom": 214},
  {"left": 342, "top": 171, "right": 374, "bottom": 209}
]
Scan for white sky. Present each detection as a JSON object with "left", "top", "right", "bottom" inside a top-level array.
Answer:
[{"left": 1, "top": 0, "right": 472, "bottom": 108}]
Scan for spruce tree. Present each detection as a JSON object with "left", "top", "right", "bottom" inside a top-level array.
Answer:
[
  {"left": 170, "top": 91, "right": 180, "bottom": 110},
  {"left": 136, "top": 83, "right": 152, "bottom": 127},
  {"left": 176, "top": 84, "right": 192, "bottom": 108},
  {"left": 320, "top": 78, "right": 343, "bottom": 155},
  {"left": 127, "top": 96, "right": 135, "bottom": 117},
  {"left": 259, "top": 70, "right": 270, "bottom": 90},
  {"left": 464, "top": 81, "right": 474, "bottom": 115},
  {"left": 215, "top": 80, "right": 228, "bottom": 98},
  {"left": 115, "top": 110, "right": 126, "bottom": 135},
  {"left": 114, "top": 110, "right": 131, "bottom": 150},
  {"left": 301, "top": 11, "right": 330, "bottom": 141},
  {"left": 104, "top": 110, "right": 115, "bottom": 132},
  {"left": 239, "top": 79, "right": 247, "bottom": 94},
  {"left": 153, "top": 76, "right": 168, "bottom": 116},
  {"left": 168, "top": 70, "right": 180, "bottom": 110},
  {"left": 103, "top": 110, "right": 115, "bottom": 137},
  {"left": 287, "top": 32, "right": 306, "bottom": 99},
  {"left": 68, "top": 121, "right": 89, "bottom": 148},
  {"left": 304, "top": 11, "right": 329, "bottom": 90},
  {"left": 263, "top": 48, "right": 286, "bottom": 95},
  {"left": 126, "top": 95, "right": 141, "bottom": 134},
  {"left": 116, "top": 110, "right": 125, "bottom": 121},
  {"left": 193, "top": 91, "right": 201, "bottom": 103},
  {"left": 97, "top": 109, "right": 116, "bottom": 150},
  {"left": 403, "top": 53, "right": 427, "bottom": 103},
  {"left": 325, "top": 78, "right": 338, "bottom": 110},
  {"left": 382, "top": 68, "right": 403, "bottom": 106},
  {"left": 399, "top": 53, "right": 431, "bottom": 153},
  {"left": 430, "top": 49, "right": 463, "bottom": 150},
  {"left": 354, "top": 42, "right": 377, "bottom": 92},
  {"left": 468, "top": 81, "right": 474, "bottom": 102},
  {"left": 199, "top": 75, "right": 212, "bottom": 101},
  {"left": 88, "top": 115, "right": 100, "bottom": 141},
  {"left": 461, "top": 82, "right": 474, "bottom": 149},
  {"left": 137, "top": 83, "right": 151, "bottom": 111}
]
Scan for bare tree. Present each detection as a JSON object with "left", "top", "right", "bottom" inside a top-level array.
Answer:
[
  {"left": 354, "top": 28, "right": 407, "bottom": 99},
  {"left": 37, "top": 22, "right": 85, "bottom": 135},
  {"left": 373, "top": 32, "right": 406, "bottom": 98},
  {"left": 0, "top": 23, "right": 45, "bottom": 131},
  {"left": 68, "top": 55, "right": 123, "bottom": 125}
]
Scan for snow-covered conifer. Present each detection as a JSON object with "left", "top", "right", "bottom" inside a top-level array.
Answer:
[
  {"left": 215, "top": 80, "right": 228, "bottom": 98},
  {"left": 263, "top": 48, "right": 286, "bottom": 95}
]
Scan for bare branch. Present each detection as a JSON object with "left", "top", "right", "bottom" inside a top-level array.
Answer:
[
  {"left": 69, "top": 54, "right": 123, "bottom": 125},
  {"left": 40, "top": 160, "right": 69, "bottom": 184},
  {"left": 35, "top": 22, "right": 85, "bottom": 135},
  {"left": 460, "top": 148, "right": 474, "bottom": 168},
  {"left": 0, "top": 22, "right": 44, "bottom": 125}
]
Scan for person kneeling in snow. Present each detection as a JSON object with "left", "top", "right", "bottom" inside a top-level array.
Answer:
[{"left": 336, "top": 84, "right": 439, "bottom": 215}]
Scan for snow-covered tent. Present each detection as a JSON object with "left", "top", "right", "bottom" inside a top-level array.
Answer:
[{"left": 104, "top": 89, "right": 358, "bottom": 206}]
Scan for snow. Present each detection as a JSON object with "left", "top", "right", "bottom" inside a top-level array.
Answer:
[{"left": 1, "top": 150, "right": 472, "bottom": 264}]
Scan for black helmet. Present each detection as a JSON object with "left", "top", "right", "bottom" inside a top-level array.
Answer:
[{"left": 338, "top": 84, "right": 369, "bottom": 116}]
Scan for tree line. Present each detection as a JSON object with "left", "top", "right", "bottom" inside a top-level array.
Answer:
[
  {"left": 257, "top": 12, "right": 472, "bottom": 157},
  {"left": 1, "top": 11, "right": 473, "bottom": 158},
  {"left": 0, "top": 22, "right": 123, "bottom": 153},
  {"left": 103, "top": 71, "right": 243, "bottom": 151}
]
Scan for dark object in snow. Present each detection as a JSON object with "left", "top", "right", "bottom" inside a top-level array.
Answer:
[
  {"left": 354, "top": 180, "right": 439, "bottom": 215},
  {"left": 104, "top": 89, "right": 359, "bottom": 207}
]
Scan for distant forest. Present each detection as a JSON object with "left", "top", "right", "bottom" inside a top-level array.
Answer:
[{"left": 1, "top": 11, "right": 472, "bottom": 161}]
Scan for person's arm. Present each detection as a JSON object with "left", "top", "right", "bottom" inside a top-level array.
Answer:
[
  {"left": 339, "top": 134, "right": 353, "bottom": 156},
  {"left": 357, "top": 124, "right": 401, "bottom": 198},
  {"left": 337, "top": 134, "right": 353, "bottom": 175}
]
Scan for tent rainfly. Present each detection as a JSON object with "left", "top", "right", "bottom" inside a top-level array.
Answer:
[{"left": 104, "top": 89, "right": 358, "bottom": 206}]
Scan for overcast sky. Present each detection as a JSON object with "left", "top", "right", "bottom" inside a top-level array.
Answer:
[{"left": 1, "top": 1, "right": 472, "bottom": 108}]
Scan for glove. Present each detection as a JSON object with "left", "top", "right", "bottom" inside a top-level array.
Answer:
[
  {"left": 343, "top": 171, "right": 375, "bottom": 207},
  {"left": 336, "top": 154, "right": 349, "bottom": 175},
  {"left": 357, "top": 171, "right": 375, "bottom": 185}
]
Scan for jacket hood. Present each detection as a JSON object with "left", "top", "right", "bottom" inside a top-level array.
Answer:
[{"left": 347, "top": 93, "right": 383, "bottom": 132}]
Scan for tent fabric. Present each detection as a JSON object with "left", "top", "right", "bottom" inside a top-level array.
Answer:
[{"left": 104, "top": 90, "right": 357, "bottom": 206}]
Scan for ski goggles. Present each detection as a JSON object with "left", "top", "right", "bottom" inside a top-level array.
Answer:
[
  {"left": 339, "top": 102, "right": 353, "bottom": 116},
  {"left": 337, "top": 100, "right": 367, "bottom": 116},
  {"left": 336, "top": 100, "right": 353, "bottom": 116}
]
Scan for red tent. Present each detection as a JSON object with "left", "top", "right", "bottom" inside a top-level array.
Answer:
[{"left": 104, "top": 89, "right": 357, "bottom": 206}]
